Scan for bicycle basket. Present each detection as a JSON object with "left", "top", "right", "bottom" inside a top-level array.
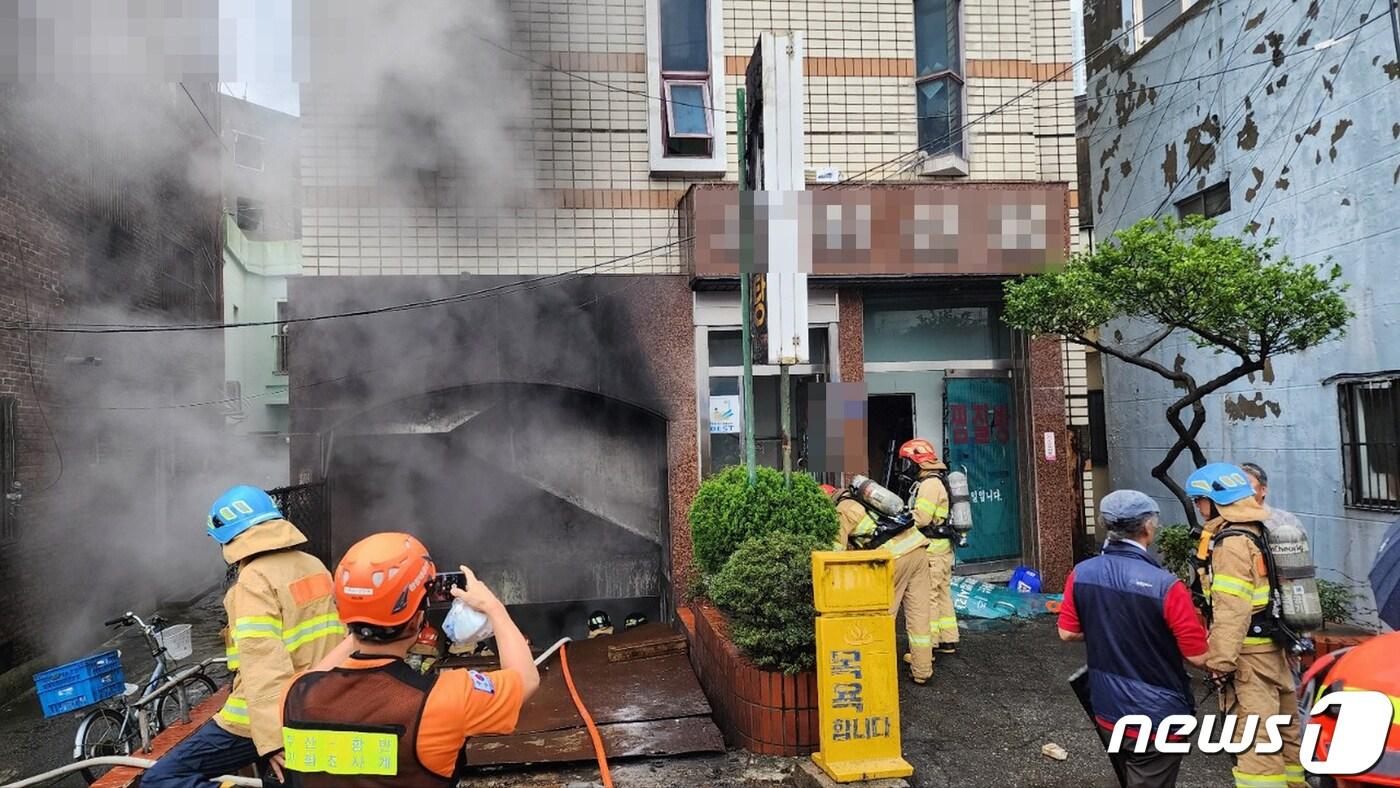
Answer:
[{"left": 155, "top": 624, "right": 194, "bottom": 660}]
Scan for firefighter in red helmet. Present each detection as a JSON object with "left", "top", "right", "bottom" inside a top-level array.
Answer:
[{"left": 898, "top": 439, "right": 961, "bottom": 655}]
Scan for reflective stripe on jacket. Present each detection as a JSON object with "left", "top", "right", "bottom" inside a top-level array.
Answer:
[
  {"left": 833, "top": 498, "right": 928, "bottom": 558},
  {"left": 1203, "top": 518, "right": 1279, "bottom": 673},
  {"left": 215, "top": 518, "right": 345, "bottom": 754},
  {"left": 282, "top": 654, "right": 525, "bottom": 786}
]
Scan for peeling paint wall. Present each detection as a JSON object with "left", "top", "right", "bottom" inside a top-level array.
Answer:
[{"left": 1082, "top": 0, "right": 1400, "bottom": 622}]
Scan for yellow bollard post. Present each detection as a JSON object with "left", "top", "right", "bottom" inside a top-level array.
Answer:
[{"left": 810, "top": 549, "right": 914, "bottom": 782}]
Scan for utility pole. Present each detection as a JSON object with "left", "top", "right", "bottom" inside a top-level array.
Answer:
[{"left": 737, "top": 88, "right": 757, "bottom": 485}]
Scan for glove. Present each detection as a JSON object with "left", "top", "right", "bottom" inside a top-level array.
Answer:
[{"left": 1208, "top": 671, "right": 1236, "bottom": 693}]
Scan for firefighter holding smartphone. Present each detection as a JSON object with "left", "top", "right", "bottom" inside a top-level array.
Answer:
[{"left": 279, "top": 533, "right": 540, "bottom": 786}]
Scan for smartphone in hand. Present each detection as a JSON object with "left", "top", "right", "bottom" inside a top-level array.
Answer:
[{"left": 426, "top": 571, "right": 466, "bottom": 609}]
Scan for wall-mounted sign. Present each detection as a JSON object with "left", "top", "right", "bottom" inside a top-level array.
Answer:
[
  {"left": 1043, "top": 431, "right": 1057, "bottom": 462},
  {"left": 684, "top": 185, "right": 1068, "bottom": 279},
  {"left": 710, "top": 395, "right": 741, "bottom": 434}
]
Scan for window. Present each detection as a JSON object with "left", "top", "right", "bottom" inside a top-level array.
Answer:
[
  {"left": 1177, "top": 181, "right": 1231, "bottom": 218},
  {"left": 647, "top": 0, "right": 726, "bottom": 173},
  {"left": 1128, "top": 0, "right": 1201, "bottom": 51},
  {"left": 701, "top": 327, "right": 832, "bottom": 475},
  {"left": 1, "top": 397, "right": 16, "bottom": 542},
  {"left": 914, "top": 0, "right": 965, "bottom": 160},
  {"left": 274, "top": 301, "right": 290, "bottom": 375},
  {"left": 1340, "top": 378, "right": 1399, "bottom": 510},
  {"left": 236, "top": 197, "right": 263, "bottom": 233},
  {"left": 233, "top": 132, "right": 264, "bottom": 171}
]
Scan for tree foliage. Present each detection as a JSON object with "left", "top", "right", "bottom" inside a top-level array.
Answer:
[
  {"left": 709, "top": 531, "right": 822, "bottom": 674},
  {"left": 1004, "top": 217, "right": 1351, "bottom": 523},
  {"left": 688, "top": 465, "right": 838, "bottom": 576}
]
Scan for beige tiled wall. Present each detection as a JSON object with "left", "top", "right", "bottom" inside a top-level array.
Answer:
[{"left": 301, "top": 0, "right": 1078, "bottom": 277}]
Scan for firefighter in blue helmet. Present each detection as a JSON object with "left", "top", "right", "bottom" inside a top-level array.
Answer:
[
  {"left": 1187, "top": 463, "right": 1305, "bottom": 788},
  {"left": 143, "top": 486, "right": 344, "bottom": 788}
]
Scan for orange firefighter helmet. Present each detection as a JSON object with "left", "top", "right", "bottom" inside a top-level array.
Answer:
[
  {"left": 820, "top": 483, "right": 838, "bottom": 498},
  {"left": 335, "top": 533, "right": 436, "bottom": 637},
  {"left": 898, "top": 438, "right": 940, "bottom": 468}
]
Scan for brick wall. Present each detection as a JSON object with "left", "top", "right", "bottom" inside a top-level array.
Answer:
[{"left": 0, "top": 85, "right": 225, "bottom": 675}]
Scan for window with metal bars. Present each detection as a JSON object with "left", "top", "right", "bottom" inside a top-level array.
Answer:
[
  {"left": 1, "top": 397, "right": 16, "bottom": 542},
  {"left": 1339, "top": 377, "right": 1400, "bottom": 510}
]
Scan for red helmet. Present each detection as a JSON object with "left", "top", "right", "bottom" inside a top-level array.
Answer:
[
  {"left": 335, "top": 533, "right": 436, "bottom": 637},
  {"left": 898, "top": 438, "right": 940, "bottom": 466},
  {"left": 819, "top": 483, "right": 838, "bottom": 498}
]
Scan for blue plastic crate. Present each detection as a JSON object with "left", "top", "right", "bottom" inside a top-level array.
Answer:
[
  {"left": 36, "top": 667, "right": 125, "bottom": 718},
  {"left": 33, "top": 650, "right": 122, "bottom": 693}
]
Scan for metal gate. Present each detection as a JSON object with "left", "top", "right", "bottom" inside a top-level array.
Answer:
[{"left": 268, "top": 482, "right": 330, "bottom": 566}]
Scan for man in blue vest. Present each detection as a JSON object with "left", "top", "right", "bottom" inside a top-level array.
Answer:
[{"left": 1058, "top": 489, "right": 1209, "bottom": 788}]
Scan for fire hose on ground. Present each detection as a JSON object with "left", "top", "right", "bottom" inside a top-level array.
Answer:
[
  {"left": 3, "top": 638, "right": 610, "bottom": 788},
  {"left": 536, "top": 637, "right": 614, "bottom": 788}
]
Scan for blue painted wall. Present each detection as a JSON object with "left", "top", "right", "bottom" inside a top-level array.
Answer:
[{"left": 1083, "top": 0, "right": 1400, "bottom": 623}]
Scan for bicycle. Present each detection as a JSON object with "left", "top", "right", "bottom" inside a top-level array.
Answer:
[{"left": 70, "top": 612, "right": 226, "bottom": 785}]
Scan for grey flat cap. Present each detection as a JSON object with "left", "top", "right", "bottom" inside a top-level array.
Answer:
[{"left": 1100, "top": 489, "right": 1160, "bottom": 525}]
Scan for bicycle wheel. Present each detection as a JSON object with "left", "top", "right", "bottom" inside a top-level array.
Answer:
[
  {"left": 155, "top": 674, "right": 219, "bottom": 730},
  {"left": 77, "top": 707, "right": 138, "bottom": 784}
]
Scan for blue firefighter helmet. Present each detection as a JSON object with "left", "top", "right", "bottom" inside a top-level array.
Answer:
[
  {"left": 1185, "top": 463, "right": 1255, "bottom": 507},
  {"left": 207, "top": 485, "right": 283, "bottom": 545}
]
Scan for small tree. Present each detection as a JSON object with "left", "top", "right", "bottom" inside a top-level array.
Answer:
[
  {"left": 1004, "top": 217, "right": 1351, "bottom": 525},
  {"left": 709, "top": 531, "right": 823, "bottom": 673},
  {"left": 688, "top": 465, "right": 838, "bottom": 576}
]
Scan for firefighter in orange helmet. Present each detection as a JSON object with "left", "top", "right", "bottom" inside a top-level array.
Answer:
[
  {"left": 822, "top": 483, "right": 935, "bottom": 684},
  {"left": 898, "top": 439, "right": 961, "bottom": 654},
  {"left": 1299, "top": 630, "right": 1400, "bottom": 786},
  {"left": 280, "top": 534, "right": 539, "bottom": 786}
]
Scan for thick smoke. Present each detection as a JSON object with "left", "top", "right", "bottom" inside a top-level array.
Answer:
[
  {"left": 299, "top": 0, "right": 536, "bottom": 212},
  {"left": 2, "top": 0, "right": 536, "bottom": 660}
]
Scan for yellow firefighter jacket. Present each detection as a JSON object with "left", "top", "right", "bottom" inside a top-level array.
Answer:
[
  {"left": 834, "top": 497, "right": 928, "bottom": 558},
  {"left": 215, "top": 518, "right": 345, "bottom": 755},
  {"left": 911, "top": 464, "right": 952, "bottom": 554},
  {"left": 1201, "top": 498, "right": 1279, "bottom": 674}
]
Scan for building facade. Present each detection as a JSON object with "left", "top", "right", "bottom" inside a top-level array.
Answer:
[
  {"left": 221, "top": 95, "right": 303, "bottom": 487},
  {"left": 0, "top": 84, "right": 225, "bottom": 675},
  {"left": 1083, "top": 0, "right": 1400, "bottom": 613},
  {"left": 290, "top": 0, "right": 1085, "bottom": 638}
]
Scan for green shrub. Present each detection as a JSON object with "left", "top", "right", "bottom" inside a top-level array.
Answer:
[
  {"left": 688, "top": 465, "right": 838, "bottom": 577},
  {"left": 1154, "top": 523, "right": 1195, "bottom": 582},
  {"left": 1316, "top": 578, "right": 1357, "bottom": 626},
  {"left": 709, "top": 531, "right": 821, "bottom": 674}
]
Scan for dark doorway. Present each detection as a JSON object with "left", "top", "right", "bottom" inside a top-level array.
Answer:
[{"left": 868, "top": 394, "right": 915, "bottom": 488}]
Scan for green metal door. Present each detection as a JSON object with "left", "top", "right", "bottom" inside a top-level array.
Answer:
[{"left": 944, "top": 377, "right": 1020, "bottom": 563}]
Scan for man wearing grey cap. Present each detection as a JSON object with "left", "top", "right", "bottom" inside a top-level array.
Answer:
[{"left": 1058, "top": 490, "right": 1209, "bottom": 788}]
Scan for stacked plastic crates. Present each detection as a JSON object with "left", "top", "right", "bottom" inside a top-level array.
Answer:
[{"left": 32, "top": 651, "right": 125, "bottom": 718}]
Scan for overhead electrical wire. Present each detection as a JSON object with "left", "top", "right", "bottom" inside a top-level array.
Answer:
[
  {"left": 1132, "top": 0, "right": 1377, "bottom": 225},
  {"left": 0, "top": 237, "right": 689, "bottom": 334},
  {"left": 49, "top": 273, "right": 658, "bottom": 412},
  {"left": 1242, "top": 0, "right": 1381, "bottom": 229},
  {"left": 821, "top": 0, "right": 1252, "bottom": 190}
]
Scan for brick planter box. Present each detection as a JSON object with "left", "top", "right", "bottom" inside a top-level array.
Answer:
[
  {"left": 1301, "top": 623, "right": 1376, "bottom": 669},
  {"left": 680, "top": 602, "right": 819, "bottom": 756}
]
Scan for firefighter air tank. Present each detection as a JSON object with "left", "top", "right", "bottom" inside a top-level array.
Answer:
[
  {"left": 850, "top": 475, "right": 905, "bottom": 518},
  {"left": 1266, "top": 509, "right": 1324, "bottom": 632},
  {"left": 946, "top": 469, "right": 974, "bottom": 536}
]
